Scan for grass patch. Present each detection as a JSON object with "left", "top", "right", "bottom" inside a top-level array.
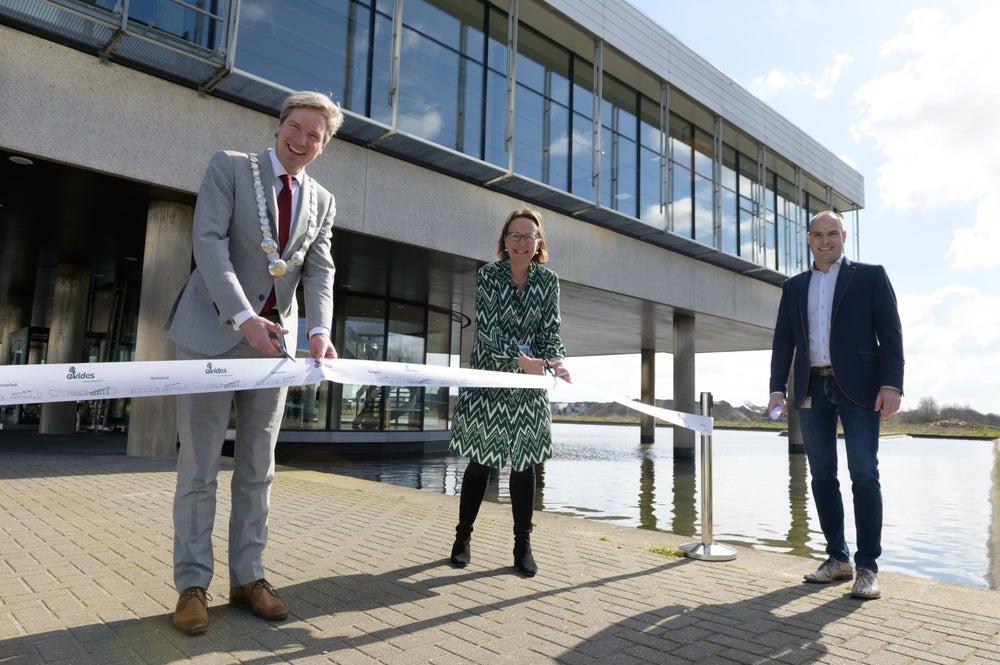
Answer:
[{"left": 649, "top": 545, "right": 685, "bottom": 558}]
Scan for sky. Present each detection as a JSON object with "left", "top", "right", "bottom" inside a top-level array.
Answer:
[{"left": 567, "top": 0, "right": 1000, "bottom": 416}]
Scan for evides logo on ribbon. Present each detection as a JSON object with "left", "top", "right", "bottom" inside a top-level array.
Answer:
[{"left": 66, "top": 366, "right": 96, "bottom": 380}]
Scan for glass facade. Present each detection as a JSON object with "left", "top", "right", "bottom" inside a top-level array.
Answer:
[
  {"left": 233, "top": 0, "right": 840, "bottom": 274},
  {"left": 74, "top": 0, "right": 855, "bottom": 279}
]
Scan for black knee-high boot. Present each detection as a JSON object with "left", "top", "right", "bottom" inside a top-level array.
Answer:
[
  {"left": 450, "top": 462, "right": 491, "bottom": 567},
  {"left": 510, "top": 465, "right": 538, "bottom": 577}
]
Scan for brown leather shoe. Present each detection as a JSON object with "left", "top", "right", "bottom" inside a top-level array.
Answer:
[
  {"left": 229, "top": 579, "right": 288, "bottom": 620},
  {"left": 173, "top": 587, "right": 210, "bottom": 634}
]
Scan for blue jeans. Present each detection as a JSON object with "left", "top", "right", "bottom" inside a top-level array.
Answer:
[{"left": 796, "top": 375, "right": 882, "bottom": 572}]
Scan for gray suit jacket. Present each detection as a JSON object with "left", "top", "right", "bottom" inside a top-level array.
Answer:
[{"left": 167, "top": 149, "right": 336, "bottom": 355}]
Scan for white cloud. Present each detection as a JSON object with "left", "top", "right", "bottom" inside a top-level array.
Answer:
[
  {"left": 837, "top": 153, "right": 858, "bottom": 170},
  {"left": 397, "top": 108, "right": 444, "bottom": 142},
  {"left": 566, "top": 350, "right": 773, "bottom": 410},
  {"left": 748, "top": 53, "right": 853, "bottom": 100},
  {"left": 567, "top": 285, "right": 1000, "bottom": 416},
  {"left": 897, "top": 286, "right": 1000, "bottom": 413},
  {"left": 946, "top": 192, "right": 1000, "bottom": 268},
  {"left": 852, "top": 7, "right": 1000, "bottom": 214},
  {"left": 694, "top": 350, "right": 772, "bottom": 408}
]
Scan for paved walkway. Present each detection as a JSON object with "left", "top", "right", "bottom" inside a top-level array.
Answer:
[{"left": 1, "top": 431, "right": 998, "bottom": 664}]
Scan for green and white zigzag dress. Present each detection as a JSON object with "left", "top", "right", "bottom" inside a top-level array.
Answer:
[{"left": 449, "top": 260, "right": 566, "bottom": 472}]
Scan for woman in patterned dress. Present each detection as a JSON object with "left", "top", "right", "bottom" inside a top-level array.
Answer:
[{"left": 448, "top": 207, "right": 570, "bottom": 577}]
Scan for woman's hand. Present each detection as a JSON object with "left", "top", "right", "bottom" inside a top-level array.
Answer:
[
  {"left": 517, "top": 355, "right": 548, "bottom": 376},
  {"left": 548, "top": 359, "right": 571, "bottom": 383}
]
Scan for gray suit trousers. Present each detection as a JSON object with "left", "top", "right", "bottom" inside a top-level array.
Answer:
[{"left": 173, "top": 342, "right": 289, "bottom": 591}]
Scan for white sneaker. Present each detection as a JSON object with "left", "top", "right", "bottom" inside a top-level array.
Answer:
[
  {"left": 851, "top": 567, "right": 881, "bottom": 599},
  {"left": 803, "top": 557, "right": 854, "bottom": 583}
]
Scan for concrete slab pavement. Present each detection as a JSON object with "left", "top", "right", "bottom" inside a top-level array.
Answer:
[{"left": 1, "top": 432, "right": 998, "bottom": 664}]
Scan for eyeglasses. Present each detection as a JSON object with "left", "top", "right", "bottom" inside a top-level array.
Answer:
[{"left": 506, "top": 232, "right": 540, "bottom": 243}]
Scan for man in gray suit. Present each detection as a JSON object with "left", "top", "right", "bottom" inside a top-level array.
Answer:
[{"left": 166, "top": 91, "right": 342, "bottom": 634}]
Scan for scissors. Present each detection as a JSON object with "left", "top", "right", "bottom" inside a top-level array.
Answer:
[{"left": 268, "top": 328, "right": 296, "bottom": 362}]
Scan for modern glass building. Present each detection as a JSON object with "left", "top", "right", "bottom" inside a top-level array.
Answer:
[{"left": 0, "top": 0, "right": 864, "bottom": 454}]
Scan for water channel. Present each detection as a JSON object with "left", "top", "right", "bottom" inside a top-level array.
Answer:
[{"left": 285, "top": 423, "right": 1000, "bottom": 589}]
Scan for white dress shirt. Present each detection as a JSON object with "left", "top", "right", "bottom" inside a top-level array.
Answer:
[{"left": 807, "top": 256, "right": 843, "bottom": 367}]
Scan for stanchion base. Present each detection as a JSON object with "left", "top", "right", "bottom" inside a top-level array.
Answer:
[{"left": 679, "top": 541, "right": 737, "bottom": 561}]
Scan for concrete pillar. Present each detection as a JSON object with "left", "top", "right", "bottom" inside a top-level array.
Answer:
[
  {"left": 0, "top": 304, "right": 26, "bottom": 364},
  {"left": 38, "top": 264, "right": 91, "bottom": 434},
  {"left": 0, "top": 229, "right": 14, "bottom": 361},
  {"left": 127, "top": 201, "right": 193, "bottom": 456},
  {"left": 672, "top": 314, "right": 696, "bottom": 460},
  {"left": 640, "top": 347, "right": 655, "bottom": 444}
]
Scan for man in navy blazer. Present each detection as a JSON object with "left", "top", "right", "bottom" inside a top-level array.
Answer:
[{"left": 768, "top": 210, "right": 903, "bottom": 600}]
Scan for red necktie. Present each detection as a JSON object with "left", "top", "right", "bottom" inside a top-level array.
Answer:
[
  {"left": 277, "top": 174, "right": 293, "bottom": 251},
  {"left": 261, "top": 175, "right": 294, "bottom": 315}
]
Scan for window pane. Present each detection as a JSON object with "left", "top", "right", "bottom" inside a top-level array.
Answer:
[
  {"left": 397, "top": 29, "right": 458, "bottom": 144},
  {"left": 386, "top": 303, "right": 425, "bottom": 430},
  {"left": 692, "top": 128, "right": 713, "bottom": 178},
  {"left": 459, "top": 61, "right": 485, "bottom": 157},
  {"left": 395, "top": 0, "right": 487, "bottom": 151},
  {"left": 512, "top": 84, "right": 543, "bottom": 180},
  {"left": 763, "top": 178, "right": 776, "bottom": 269},
  {"left": 669, "top": 113, "right": 692, "bottom": 166},
  {"left": 739, "top": 193, "right": 756, "bottom": 259},
  {"left": 545, "top": 101, "right": 571, "bottom": 190},
  {"left": 484, "top": 69, "right": 507, "bottom": 167},
  {"left": 406, "top": 0, "right": 480, "bottom": 48},
  {"left": 513, "top": 26, "right": 571, "bottom": 189},
  {"left": 694, "top": 174, "right": 713, "bottom": 245},
  {"left": 669, "top": 163, "right": 693, "bottom": 237},
  {"left": 116, "top": 0, "right": 223, "bottom": 49},
  {"left": 336, "top": 296, "right": 386, "bottom": 430},
  {"left": 484, "top": 8, "right": 508, "bottom": 167},
  {"left": 721, "top": 186, "right": 738, "bottom": 255},
  {"left": 236, "top": 0, "right": 372, "bottom": 112},
  {"left": 424, "top": 309, "right": 452, "bottom": 430},
  {"left": 601, "top": 76, "right": 637, "bottom": 214},
  {"left": 638, "top": 96, "right": 664, "bottom": 227},
  {"left": 369, "top": 6, "right": 394, "bottom": 124},
  {"left": 720, "top": 144, "right": 738, "bottom": 254},
  {"left": 570, "top": 58, "right": 595, "bottom": 200}
]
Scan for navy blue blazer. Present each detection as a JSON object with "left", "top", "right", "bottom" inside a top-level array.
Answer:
[{"left": 769, "top": 258, "right": 904, "bottom": 409}]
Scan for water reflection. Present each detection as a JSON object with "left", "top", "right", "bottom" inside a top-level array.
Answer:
[
  {"left": 786, "top": 452, "right": 811, "bottom": 556},
  {"left": 670, "top": 457, "right": 697, "bottom": 537},
  {"left": 283, "top": 423, "right": 998, "bottom": 589},
  {"left": 638, "top": 452, "right": 656, "bottom": 530}
]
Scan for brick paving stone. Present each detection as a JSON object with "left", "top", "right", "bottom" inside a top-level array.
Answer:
[{"left": 3, "top": 433, "right": 1000, "bottom": 664}]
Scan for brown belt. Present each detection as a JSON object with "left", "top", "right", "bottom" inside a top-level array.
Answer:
[{"left": 810, "top": 365, "right": 834, "bottom": 377}]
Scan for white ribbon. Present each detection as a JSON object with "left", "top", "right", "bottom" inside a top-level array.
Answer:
[{"left": 0, "top": 358, "right": 713, "bottom": 435}]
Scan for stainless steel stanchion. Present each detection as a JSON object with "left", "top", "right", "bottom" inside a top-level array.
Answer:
[{"left": 680, "top": 392, "right": 737, "bottom": 561}]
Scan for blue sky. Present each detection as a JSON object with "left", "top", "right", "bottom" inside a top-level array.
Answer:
[{"left": 568, "top": 0, "right": 1000, "bottom": 415}]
